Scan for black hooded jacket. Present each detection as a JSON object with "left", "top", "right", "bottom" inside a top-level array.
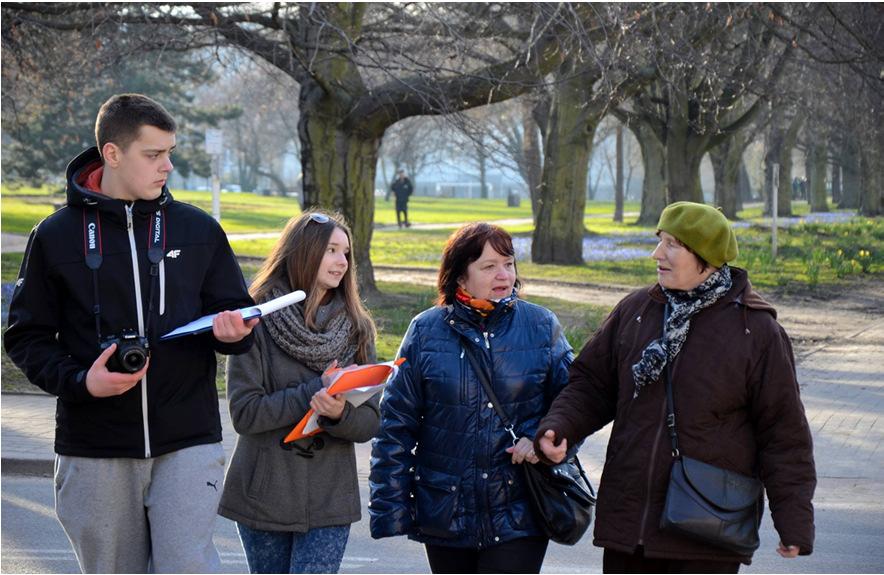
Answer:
[{"left": 4, "top": 147, "right": 255, "bottom": 458}]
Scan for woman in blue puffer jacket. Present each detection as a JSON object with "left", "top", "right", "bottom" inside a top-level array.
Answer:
[{"left": 369, "top": 222, "right": 574, "bottom": 573}]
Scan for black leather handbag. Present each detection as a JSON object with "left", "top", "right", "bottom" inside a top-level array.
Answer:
[
  {"left": 522, "top": 452, "right": 596, "bottom": 545},
  {"left": 658, "top": 306, "right": 764, "bottom": 555},
  {"left": 460, "top": 339, "right": 596, "bottom": 545}
]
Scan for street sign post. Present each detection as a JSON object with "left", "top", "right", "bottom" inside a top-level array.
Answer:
[{"left": 205, "top": 129, "right": 224, "bottom": 223}]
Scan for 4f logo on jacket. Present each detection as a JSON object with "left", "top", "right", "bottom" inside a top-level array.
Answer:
[{"left": 166, "top": 249, "right": 181, "bottom": 259}]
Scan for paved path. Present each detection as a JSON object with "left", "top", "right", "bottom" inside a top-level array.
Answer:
[
  {"left": 1, "top": 233, "right": 28, "bottom": 254},
  {"left": 4, "top": 317, "right": 882, "bottom": 478}
]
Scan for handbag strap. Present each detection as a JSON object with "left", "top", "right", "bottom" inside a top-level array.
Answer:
[
  {"left": 661, "top": 303, "right": 681, "bottom": 458},
  {"left": 460, "top": 336, "right": 519, "bottom": 444}
]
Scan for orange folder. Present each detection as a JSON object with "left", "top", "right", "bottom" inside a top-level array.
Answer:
[{"left": 283, "top": 358, "right": 406, "bottom": 444}]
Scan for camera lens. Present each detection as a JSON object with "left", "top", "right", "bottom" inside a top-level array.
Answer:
[{"left": 122, "top": 349, "right": 146, "bottom": 372}]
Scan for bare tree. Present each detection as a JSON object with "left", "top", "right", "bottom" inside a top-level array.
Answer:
[
  {"left": 766, "top": 3, "right": 883, "bottom": 215},
  {"left": 4, "top": 2, "right": 607, "bottom": 290},
  {"left": 380, "top": 117, "right": 442, "bottom": 193},
  {"left": 619, "top": 5, "right": 793, "bottom": 207}
]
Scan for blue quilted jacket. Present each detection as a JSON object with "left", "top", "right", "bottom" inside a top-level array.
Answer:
[{"left": 369, "top": 299, "right": 573, "bottom": 548}]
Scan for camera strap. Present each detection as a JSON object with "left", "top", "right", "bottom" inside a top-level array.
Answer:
[
  {"left": 83, "top": 206, "right": 166, "bottom": 342},
  {"left": 144, "top": 209, "right": 166, "bottom": 340},
  {"left": 83, "top": 207, "right": 104, "bottom": 340}
]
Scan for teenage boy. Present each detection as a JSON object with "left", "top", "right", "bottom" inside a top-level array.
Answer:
[{"left": 4, "top": 94, "right": 258, "bottom": 573}]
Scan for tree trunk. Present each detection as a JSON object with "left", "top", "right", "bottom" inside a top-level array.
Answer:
[
  {"left": 255, "top": 167, "right": 290, "bottom": 196},
  {"left": 809, "top": 138, "right": 829, "bottom": 212},
  {"left": 532, "top": 60, "right": 600, "bottom": 264},
  {"left": 804, "top": 145, "right": 814, "bottom": 205},
  {"left": 737, "top": 161, "right": 751, "bottom": 208},
  {"left": 614, "top": 124, "right": 624, "bottom": 222},
  {"left": 859, "top": 132, "right": 882, "bottom": 216},
  {"left": 710, "top": 132, "right": 744, "bottom": 219},
  {"left": 831, "top": 162, "right": 841, "bottom": 205},
  {"left": 762, "top": 157, "right": 773, "bottom": 215},
  {"left": 665, "top": 127, "right": 705, "bottom": 203},
  {"left": 521, "top": 100, "right": 543, "bottom": 224},
  {"left": 839, "top": 140, "right": 861, "bottom": 209},
  {"left": 299, "top": 80, "right": 380, "bottom": 293},
  {"left": 763, "top": 117, "right": 783, "bottom": 216},
  {"left": 775, "top": 114, "right": 803, "bottom": 217},
  {"left": 477, "top": 139, "right": 489, "bottom": 199},
  {"left": 632, "top": 119, "right": 667, "bottom": 225}
]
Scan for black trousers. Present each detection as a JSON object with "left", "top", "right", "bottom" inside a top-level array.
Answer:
[
  {"left": 396, "top": 203, "right": 409, "bottom": 226},
  {"left": 603, "top": 547, "right": 741, "bottom": 574},
  {"left": 425, "top": 536, "right": 549, "bottom": 574}
]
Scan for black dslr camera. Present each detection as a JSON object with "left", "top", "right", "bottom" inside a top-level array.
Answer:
[{"left": 100, "top": 330, "right": 150, "bottom": 373}]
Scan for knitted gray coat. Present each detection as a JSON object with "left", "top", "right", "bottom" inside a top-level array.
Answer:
[{"left": 219, "top": 319, "right": 379, "bottom": 532}]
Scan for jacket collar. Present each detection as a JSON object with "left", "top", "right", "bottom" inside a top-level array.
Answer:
[
  {"left": 65, "top": 147, "right": 173, "bottom": 216},
  {"left": 443, "top": 297, "right": 517, "bottom": 332},
  {"left": 647, "top": 267, "right": 777, "bottom": 318}
]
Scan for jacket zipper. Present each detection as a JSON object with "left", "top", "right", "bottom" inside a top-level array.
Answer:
[
  {"left": 159, "top": 259, "right": 165, "bottom": 316},
  {"left": 126, "top": 205, "right": 151, "bottom": 458},
  {"left": 637, "top": 398, "right": 668, "bottom": 545},
  {"left": 482, "top": 331, "right": 490, "bottom": 349}
]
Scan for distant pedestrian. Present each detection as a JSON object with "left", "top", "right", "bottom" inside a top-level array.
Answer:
[
  {"left": 391, "top": 169, "right": 413, "bottom": 228},
  {"left": 369, "top": 222, "right": 574, "bottom": 573},
  {"left": 219, "top": 210, "right": 379, "bottom": 574},
  {"left": 535, "top": 202, "right": 816, "bottom": 573}
]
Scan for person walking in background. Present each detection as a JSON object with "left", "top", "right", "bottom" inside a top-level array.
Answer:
[
  {"left": 369, "top": 222, "right": 574, "bottom": 574},
  {"left": 535, "top": 202, "right": 816, "bottom": 573},
  {"left": 391, "top": 168, "right": 413, "bottom": 228},
  {"left": 219, "top": 210, "right": 379, "bottom": 574}
]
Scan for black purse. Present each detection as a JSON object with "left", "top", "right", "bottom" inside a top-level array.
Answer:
[
  {"left": 658, "top": 305, "right": 764, "bottom": 555},
  {"left": 460, "top": 339, "right": 596, "bottom": 545}
]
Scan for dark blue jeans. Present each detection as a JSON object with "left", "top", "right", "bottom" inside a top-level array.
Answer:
[{"left": 236, "top": 522, "right": 350, "bottom": 574}]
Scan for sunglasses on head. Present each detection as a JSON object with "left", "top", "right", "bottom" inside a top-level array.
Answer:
[{"left": 307, "top": 213, "right": 330, "bottom": 224}]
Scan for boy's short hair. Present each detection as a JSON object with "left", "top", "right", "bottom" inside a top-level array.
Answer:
[{"left": 95, "top": 94, "right": 177, "bottom": 155}]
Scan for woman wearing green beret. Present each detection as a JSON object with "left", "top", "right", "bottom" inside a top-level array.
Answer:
[{"left": 534, "top": 202, "right": 816, "bottom": 573}]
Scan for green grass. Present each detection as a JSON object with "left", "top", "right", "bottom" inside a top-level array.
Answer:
[
  {"left": 1, "top": 198, "right": 56, "bottom": 234},
  {"left": 0, "top": 184, "right": 303, "bottom": 235},
  {"left": 736, "top": 203, "right": 812, "bottom": 220},
  {"left": 2, "top": 253, "right": 24, "bottom": 283},
  {"left": 0, "top": 183, "right": 62, "bottom": 196},
  {"left": 171, "top": 190, "right": 301, "bottom": 233},
  {"left": 2, "top": 280, "right": 609, "bottom": 393},
  {"left": 2, "top": 184, "right": 642, "bottom": 236},
  {"left": 365, "top": 281, "right": 609, "bottom": 362}
]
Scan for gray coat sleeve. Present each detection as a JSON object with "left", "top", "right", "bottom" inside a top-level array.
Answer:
[
  {"left": 318, "top": 395, "right": 381, "bottom": 443},
  {"left": 317, "top": 341, "right": 381, "bottom": 443},
  {"left": 225, "top": 331, "right": 323, "bottom": 435}
]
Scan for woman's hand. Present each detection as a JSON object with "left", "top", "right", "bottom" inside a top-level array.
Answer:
[
  {"left": 537, "top": 429, "right": 568, "bottom": 464},
  {"left": 310, "top": 388, "right": 346, "bottom": 421},
  {"left": 777, "top": 542, "right": 800, "bottom": 558},
  {"left": 320, "top": 360, "right": 360, "bottom": 388},
  {"left": 506, "top": 437, "right": 540, "bottom": 465}
]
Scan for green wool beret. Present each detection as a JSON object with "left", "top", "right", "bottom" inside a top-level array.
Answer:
[{"left": 657, "top": 201, "right": 738, "bottom": 268}]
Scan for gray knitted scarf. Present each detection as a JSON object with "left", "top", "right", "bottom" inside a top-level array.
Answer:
[
  {"left": 631, "top": 265, "right": 732, "bottom": 398},
  {"left": 262, "top": 286, "right": 356, "bottom": 373}
]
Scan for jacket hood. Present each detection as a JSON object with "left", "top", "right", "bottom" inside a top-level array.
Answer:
[
  {"left": 65, "top": 147, "right": 173, "bottom": 214},
  {"left": 648, "top": 266, "right": 777, "bottom": 319}
]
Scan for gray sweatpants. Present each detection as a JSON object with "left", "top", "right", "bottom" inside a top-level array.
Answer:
[{"left": 54, "top": 442, "right": 225, "bottom": 574}]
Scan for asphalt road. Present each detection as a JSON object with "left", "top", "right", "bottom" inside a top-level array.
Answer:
[{"left": 3, "top": 473, "right": 883, "bottom": 574}]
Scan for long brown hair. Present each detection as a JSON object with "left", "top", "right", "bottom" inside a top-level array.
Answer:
[
  {"left": 436, "top": 222, "right": 521, "bottom": 306},
  {"left": 250, "top": 210, "right": 376, "bottom": 363}
]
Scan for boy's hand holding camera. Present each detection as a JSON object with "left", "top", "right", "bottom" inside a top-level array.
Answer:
[
  {"left": 86, "top": 343, "right": 150, "bottom": 398},
  {"left": 87, "top": 310, "right": 258, "bottom": 398}
]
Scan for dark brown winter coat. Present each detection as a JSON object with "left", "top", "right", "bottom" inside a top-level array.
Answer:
[{"left": 535, "top": 267, "right": 815, "bottom": 564}]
